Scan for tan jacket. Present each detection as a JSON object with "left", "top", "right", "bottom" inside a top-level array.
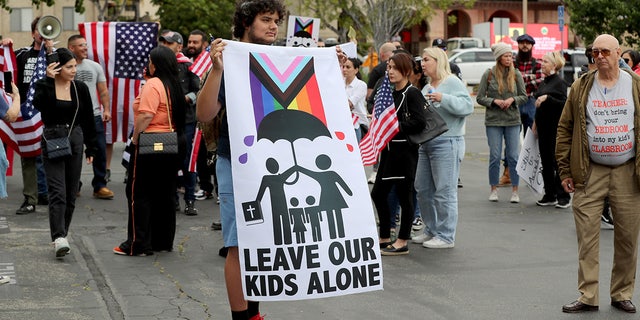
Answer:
[{"left": 556, "top": 69, "right": 640, "bottom": 188}]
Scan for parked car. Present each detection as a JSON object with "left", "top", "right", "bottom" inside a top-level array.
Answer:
[{"left": 448, "top": 48, "right": 496, "bottom": 86}]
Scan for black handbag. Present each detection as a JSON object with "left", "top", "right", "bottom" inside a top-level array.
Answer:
[
  {"left": 400, "top": 85, "right": 448, "bottom": 145},
  {"left": 138, "top": 89, "right": 178, "bottom": 155},
  {"left": 44, "top": 137, "right": 72, "bottom": 159},
  {"left": 42, "top": 82, "right": 79, "bottom": 159}
]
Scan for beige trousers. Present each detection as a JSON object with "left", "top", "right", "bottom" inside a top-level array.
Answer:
[{"left": 573, "top": 161, "right": 640, "bottom": 305}]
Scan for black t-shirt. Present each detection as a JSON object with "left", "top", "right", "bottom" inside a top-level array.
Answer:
[
  {"left": 15, "top": 48, "right": 40, "bottom": 100},
  {"left": 367, "top": 62, "right": 387, "bottom": 89},
  {"left": 217, "top": 76, "right": 230, "bottom": 158}
]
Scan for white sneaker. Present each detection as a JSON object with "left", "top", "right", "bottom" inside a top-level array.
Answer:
[
  {"left": 510, "top": 192, "right": 520, "bottom": 203},
  {"left": 423, "top": 237, "right": 454, "bottom": 249},
  {"left": 411, "top": 233, "right": 433, "bottom": 244},
  {"left": 53, "top": 237, "right": 70, "bottom": 258},
  {"left": 0, "top": 275, "right": 9, "bottom": 284},
  {"left": 489, "top": 190, "right": 498, "bottom": 202},
  {"left": 367, "top": 172, "right": 377, "bottom": 184}
]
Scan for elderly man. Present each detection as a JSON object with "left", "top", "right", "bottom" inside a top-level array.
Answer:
[{"left": 558, "top": 34, "right": 640, "bottom": 314}]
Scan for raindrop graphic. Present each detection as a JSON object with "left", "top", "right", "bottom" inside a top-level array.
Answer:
[
  {"left": 239, "top": 153, "right": 248, "bottom": 164},
  {"left": 335, "top": 131, "right": 345, "bottom": 140},
  {"left": 244, "top": 135, "right": 255, "bottom": 147},
  {"left": 346, "top": 144, "right": 354, "bottom": 152}
]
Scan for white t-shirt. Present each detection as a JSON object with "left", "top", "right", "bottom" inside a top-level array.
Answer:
[
  {"left": 345, "top": 77, "right": 369, "bottom": 129},
  {"left": 586, "top": 71, "right": 635, "bottom": 166},
  {"left": 75, "top": 59, "right": 107, "bottom": 116}
]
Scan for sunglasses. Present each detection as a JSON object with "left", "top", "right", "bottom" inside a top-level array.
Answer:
[
  {"left": 591, "top": 48, "right": 612, "bottom": 58},
  {"left": 624, "top": 58, "right": 630, "bottom": 64}
]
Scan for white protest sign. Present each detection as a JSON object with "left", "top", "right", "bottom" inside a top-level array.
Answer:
[
  {"left": 223, "top": 41, "right": 383, "bottom": 301},
  {"left": 286, "top": 15, "right": 321, "bottom": 47},
  {"left": 516, "top": 130, "right": 544, "bottom": 194}
]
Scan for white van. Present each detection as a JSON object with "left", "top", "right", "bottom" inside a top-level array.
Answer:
[{"left": 446, "top": 37, "right": 484, "bottom": 51}]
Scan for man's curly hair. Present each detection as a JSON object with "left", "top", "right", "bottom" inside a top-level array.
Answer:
[{"left": 232, "top": 0, "right": 286, "bottom": 40}]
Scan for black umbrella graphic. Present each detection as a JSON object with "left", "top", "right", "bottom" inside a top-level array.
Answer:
[{"left": 257, "top": 109, "right": 331, "bottom": 183}]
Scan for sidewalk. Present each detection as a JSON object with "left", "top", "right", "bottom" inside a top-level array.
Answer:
[{"left": 0, "top": 109, "right": 634, "bottom": 320}]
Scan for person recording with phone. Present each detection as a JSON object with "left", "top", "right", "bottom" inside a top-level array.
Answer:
[{"left": 33, "top": 48, "right": 97, "bottom": 258}]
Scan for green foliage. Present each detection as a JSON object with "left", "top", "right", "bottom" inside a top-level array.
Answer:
[
  {"left": 150, "top": 0, "right": 235, "bottom": 39},
  {"left": 298, "top": 0, "right": 475, "bottom": 50},
  {"left": 566, "top": 0, "right": 640, "bottom": 47}
]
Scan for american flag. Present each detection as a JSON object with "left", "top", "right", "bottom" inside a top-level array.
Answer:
[
  {"left": 188, "top": 127, "right": 202, "bottom": 172},
  {"left": 0, "top": 45, "right": 44, "bottom": 157},
  {"left": 79, "top": 22, "right": 158, "bottom": 143},
  {"left": 189, "top": 47, "right": 212, "bottom": 78},
  {"left": 358, "top": 74, "right": 399, "bottom": 165}
]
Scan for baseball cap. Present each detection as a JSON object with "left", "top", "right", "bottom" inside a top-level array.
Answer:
[
  {"left": 516, "top": 34, "right": 535, "bottom": 45},
  {"left": 432, "top": 38, "right": 446, "bottom": 48},
  {"left": 160, "top": 31, "right": 183, "bottom": 45}
]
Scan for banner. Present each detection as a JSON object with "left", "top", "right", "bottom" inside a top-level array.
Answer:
[
  {"left": 516, "top": 130, "right": 544, "bottom": 194},
  {"left": 286, "top": 16, "right": 321, "bottom": 48},
  {"left": 223, "top": 41, "right": 383, "bottom": 301}
]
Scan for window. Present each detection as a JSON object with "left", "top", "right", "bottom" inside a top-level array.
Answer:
[
  {"left": 63, "top": 7, "right": 84, "bottom": 31},
  {"left": 10, "top": 8, "right": 33, "bottom": 32},
  {"left": 477, "top": 52, "right": 495, "bottom": 62}
]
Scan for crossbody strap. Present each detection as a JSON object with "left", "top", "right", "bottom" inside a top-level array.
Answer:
[
  {"left": 42, "top": 81, "right": 80, "bottom": 143},
  {"left": 165, "top": 86, "right": 173, "bottom": 132}
]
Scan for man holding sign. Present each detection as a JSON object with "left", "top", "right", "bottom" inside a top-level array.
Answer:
[
  {"left": 557, "top": 34, "right": 640, "bottom": 314},
  {"left": 197, "top": 1, "right": 287, "bottom": 318}
]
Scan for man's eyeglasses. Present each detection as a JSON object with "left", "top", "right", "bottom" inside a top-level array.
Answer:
[{"left": 591, "top": 48, "right": 612, "bottom": 58}]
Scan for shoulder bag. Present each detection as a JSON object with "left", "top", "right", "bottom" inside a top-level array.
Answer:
[
  {"left": 138, "top": 87, "right": 178, "bottom": 155},
  {"left": 400, "top": 85, "right": 448, "bottom": 145},
  {"left": 42, "top": 82, "right": 80, "bottom": 159}
]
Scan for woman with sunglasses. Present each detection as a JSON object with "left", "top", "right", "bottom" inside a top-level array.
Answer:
[{"left": 622, "top": 49, "right": 640, "bottom": 75}]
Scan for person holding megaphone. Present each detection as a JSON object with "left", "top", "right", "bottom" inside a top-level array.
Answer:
[{"left": 13, "top": 16, "right": 59, "bottom": 216}]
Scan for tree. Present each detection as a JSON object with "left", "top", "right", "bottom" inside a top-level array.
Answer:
[
  {"left": 150, "top": 0, "right": 235, "bottom": 40},
  {"left": 565, "top": 0, "right": 640, "bottom": 47},
  {"left": 299, "top": 0, "right": 474, "bottom": 51}
]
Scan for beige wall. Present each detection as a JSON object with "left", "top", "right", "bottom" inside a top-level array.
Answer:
[{"left": 0, "top": 0, "right": 158, "bottom": 48}]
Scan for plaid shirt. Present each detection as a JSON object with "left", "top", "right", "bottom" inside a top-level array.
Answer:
[{"left": 515, "top": 56, "right": 544, "bottom": 97}]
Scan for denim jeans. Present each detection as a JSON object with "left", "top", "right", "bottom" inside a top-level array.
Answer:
[
  {"left": 520, "top": 97, "right": 536, "bottom": 136},
  {"left": 388, "top": 186, "right": 420, "bottom": 228},
  {"left": 415, "top": 135, "right": 464, "bottom": 243},
  {"left": 91, "top": 115, "right": 108, "bottom": 191},
  {"left": 177, "top": 122, "right": 197, "bottom": 201},
  {"left": 486, "top": 125, "right": 520, "bottom": 187},
  {"left": 216, "top": 155, "right": 237, "bottom": 247}
]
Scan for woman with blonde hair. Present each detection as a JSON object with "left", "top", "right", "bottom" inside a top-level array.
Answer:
[
  {"left": 411, "top": 47, "right": 473, "bottom": 249},
  {"left": 477, "top": 43, "right": 527, "bottom": 203},
  {"left": 532, "top": 51, "right": 571, "bottom": 208}
]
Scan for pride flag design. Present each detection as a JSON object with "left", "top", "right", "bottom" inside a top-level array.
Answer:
[
  {"left": 249, "top": 52, "right": 326, "bottom": 128},
  {"left": 294, "top": 17, "right": 314, "bottom": 36}
]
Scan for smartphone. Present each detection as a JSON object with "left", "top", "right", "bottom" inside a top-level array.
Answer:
[
  {"left": 46, "top": 52, "right": 59, "bottom": 65},
  {"left": 3, "top": 71, "right": 12, "bottom": 93}
]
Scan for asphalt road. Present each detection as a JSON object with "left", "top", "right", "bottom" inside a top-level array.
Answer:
[{"left": 0, "top": 108, "right": 635, "bottom": 320}]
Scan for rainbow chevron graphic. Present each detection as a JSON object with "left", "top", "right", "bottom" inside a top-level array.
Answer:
[
  {"left": 294, "top": 17, "right": 314, "bottom": 35},
  {"left": 249, "top": 52, "right": 326, "bottom": 128}
]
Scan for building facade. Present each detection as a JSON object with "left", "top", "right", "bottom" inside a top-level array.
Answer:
[{"left": 0, "top": 0, "right": 157, "bottom": 48}]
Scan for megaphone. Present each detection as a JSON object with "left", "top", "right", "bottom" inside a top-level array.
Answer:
[{"left": 36, "top": 15, "right": 61, "bottom": 40}]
